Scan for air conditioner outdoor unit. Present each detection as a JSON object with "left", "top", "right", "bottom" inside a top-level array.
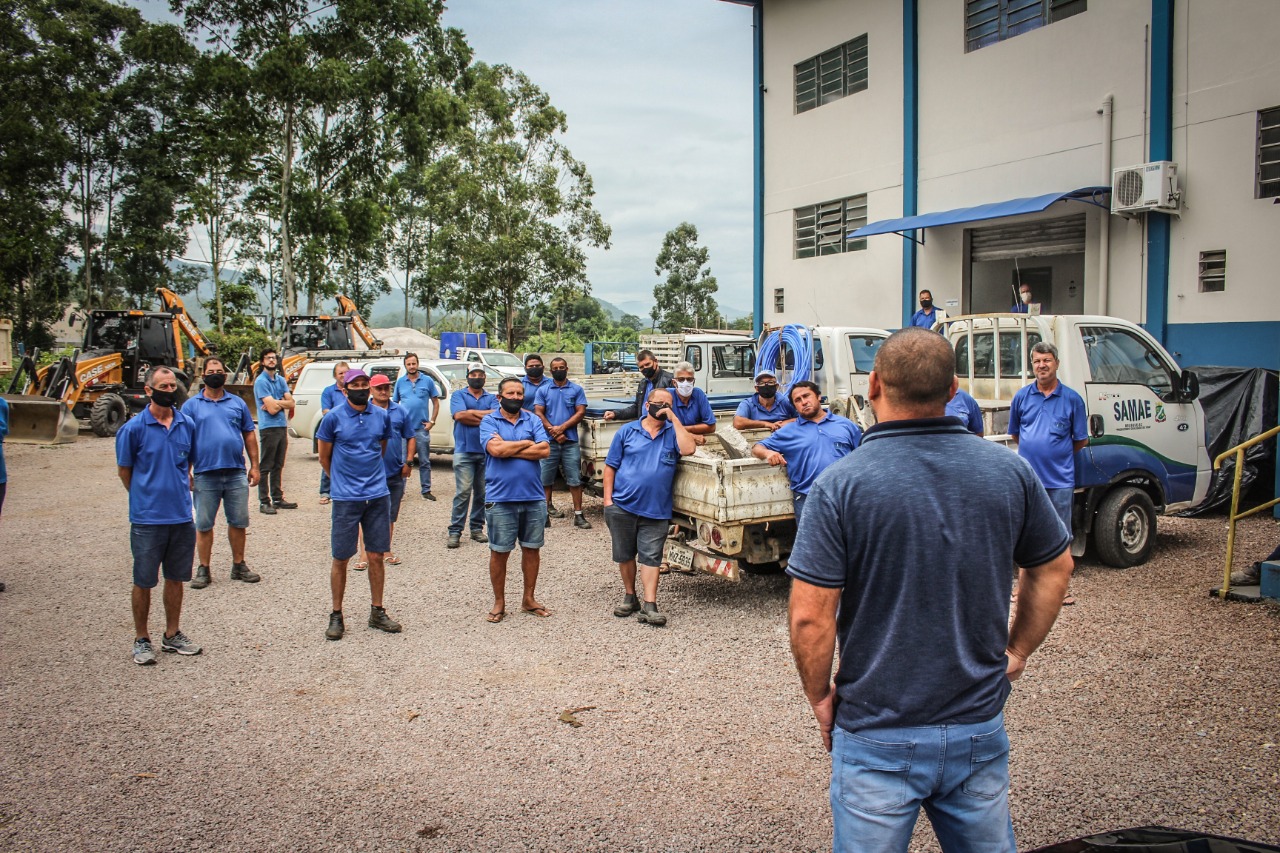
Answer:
[{"left": 1111, "top": 161, "right": 1180, "bottom": 215}]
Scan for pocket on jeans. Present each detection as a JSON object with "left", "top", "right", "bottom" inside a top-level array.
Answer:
[
  {"left": 962, "top": 724, "right": 1010, "bottom": 799},
  {"left": 836, "top": 733, "right": 914, "bottom": 815},
  {"left": 484, "top": 502, "right": 496, "bottom": 511}
]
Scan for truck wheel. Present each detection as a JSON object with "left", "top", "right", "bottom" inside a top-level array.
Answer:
[
  {"left": 1092, "top": 486, "right": 1157, "bottom": 568},
  {"left": 89, "top": 393, "right": 128, "bottom": 437}
]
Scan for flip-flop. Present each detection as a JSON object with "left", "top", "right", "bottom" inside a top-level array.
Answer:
[
  {"left": 486, "top": 610, "right": 505, "bottom": 623},
  {"left": 386, "top": 553, "right": 401, "bottom": 565},
  {"left": 658, "top": 562, "right": 671, "bottom": 575},
  {"left": 1062, "top": 593, "right": 1076, "bottom": 606},
  {"left": 354, "top": 561, "right": 368, "bottom": 571},
  {"left": 521, "top": 606, "right": 552, "bottom": 618},
  {"left": 319, "top": 497, "right": 330, "bottom": 505}
]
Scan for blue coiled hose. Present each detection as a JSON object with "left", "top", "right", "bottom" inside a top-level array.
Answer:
[{"left": 756, "top": 324, "right": 814, "bottom": 388}]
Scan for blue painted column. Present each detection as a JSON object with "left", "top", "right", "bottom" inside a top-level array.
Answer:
[
  {"left": 901, "top": 0, "right": 919, "bottom": 327},
  {"left": 1146, "top": 0, "right": 1174, "bottom": 345},
  {"left": 752, "top": 2, "right": 765, "bottom": 339}
]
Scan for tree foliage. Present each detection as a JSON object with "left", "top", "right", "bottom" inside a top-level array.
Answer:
[{"left": 651, "top": 222, "right": 720, "bottom": 334}]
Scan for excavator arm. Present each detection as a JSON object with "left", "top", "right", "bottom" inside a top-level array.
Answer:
[
  {"left": 156, "top": 287, "right": 215, "bottom": 366},
  {"left": 335, "top": 294, "right": 382, "bottom": 350}
]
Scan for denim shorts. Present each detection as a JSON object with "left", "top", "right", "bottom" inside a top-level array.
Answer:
[
  {"left": 131, "top": 522, "right": 196, "bottom": 588},
  {"left": 484, "top": 500, "right": 547, "bottom": 553},
  {"left": 539, "top": 440, "right": 583, "bottom": 488},
  {"left": 331, "top": 496, "right": 391, "bottom": 560},
  {"left": 1046, "top": 487, "right": 1074, "bottom": 537},
  {"left": 603, "top": 504, "right": 667, "bottom": 567},
  {"left": 387, "top": 474, "right": 406, "bottom": 524},
  {"left": 193, "top": 468, "right": 250, "bottom": 531}
]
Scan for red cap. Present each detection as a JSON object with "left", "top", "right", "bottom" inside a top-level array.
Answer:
[{"left": 369, "top": 374, "right": 392, "bottom": 388}]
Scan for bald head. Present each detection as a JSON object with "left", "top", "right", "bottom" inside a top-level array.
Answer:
[{"left": 871, "top": 328, "right": 956, "bottom": 416}]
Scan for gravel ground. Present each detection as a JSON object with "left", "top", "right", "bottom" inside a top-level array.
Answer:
[{"left": 1, "top": 435, "right": 1278, "bottom": 852}]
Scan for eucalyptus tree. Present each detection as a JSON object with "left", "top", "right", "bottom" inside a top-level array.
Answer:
[{"left": 652, "top": 222, "right": 721, "bottom": 333}]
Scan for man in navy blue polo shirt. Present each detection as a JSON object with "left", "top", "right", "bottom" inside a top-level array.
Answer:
[
  {"left": 480, "top": 377, "right": 551, "bottom": 622},
  {"left": 733, "top": 370, "right": 796, "bottom": 431},
  {"left": 604, "top": 388, "right": 696, "bottom": 626},
  {"left": 370, "top": 373, "right": 416, "bottom": 566},
  {"left": 1009, "top": 341, "right": 1088, "bottom": 606},
  {"left": 253, "top": 348, "right": 295, "bottom": 513},
  {"left": 116, "top": 366, "right": 202, "bottom": 665},
  {"left": 392, "top": 352, "right": 440, "bottom": 501},
  {"left": 670, "top": 360, "right": 717, "bottom": 445},
  {"left": 786, "top": 329, "right": 1074, "bottom": 852},
  {"left": 317, "top": 361, "right": 349, "bottom": 503},
  {"left": 521, "top": 353, "right": 549, "bottom": 411},
  {"left": 317, "top": 369, "right": 401, "bottom": 641},
  {"left": 533, "top": 357, "right": 591, "bottom": 530},
  {"left": 448, "top": 366, "right": 498, "bottom": 549},
  {"left": 754, "top": 380, "right": 862, "bottom": 527},
  {"left": 182, "top": 357, "right": 261, "bottom": 590}
]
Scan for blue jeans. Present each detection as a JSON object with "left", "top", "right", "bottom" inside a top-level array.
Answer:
[
  {"left": 449, "top": 452, "right": 486, "bottom": 535},
  {"left": 793, "top": 492, "right": 808, "bottom": 529},
  {"left": 539, "top": 440, "right": 582, "bottom": 488},
  {"left": 485, "top": 501, "right": 547, "bottom": 553},
  {"left": 1046, "top": 488, "right": 1074, "bottom": 538},
  {"left": 193, "top": 469, "right": 250, "bottom": 531},
  {"left": 830, "top": 712, "right": 1015, "bottom": 853},
  {"left": 320, "top": 468, "right": 331, "bottom": 498},
  {"left": 408, "top": 427, "right": 433, "bottom": 493}
]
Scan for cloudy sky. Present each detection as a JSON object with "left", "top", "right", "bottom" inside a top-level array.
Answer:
[{"left": 134, "top": 0, "right": 756, "bottom": 318}]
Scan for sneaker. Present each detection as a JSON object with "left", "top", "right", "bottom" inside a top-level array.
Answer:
[
  {"left": 613, "top": 594, "right": 640, "bottom": 617},
  {"left": 447, "top": 533, "right": 461, "bottom": 549},
  {"left": 369, "top": 606, "right": 402, "bottom": 633},
  {"left": 637, "top": 602, "right": 667, "bottom": 627},
  {"left": 132, "top": 638, "right": 157, "bottom": 666},
  {"left": 161, "top": 631, "right": 203, "bottom": 656},
  {"left": 190, "top": 564, "right": 211, "bottom": 589},
  {"left": 574, "top": 513, "right": 592, "bottom": 530},
  {"left": 326, "top": 611, "right": 345, "bottom": 641},
  {"left": 259, "top": 502, "right": 277, "bottom": 515},
  {"left": 422, "top": 492, "right": 437, "bottom": 501},
  {"left": 274, "top": 500, "right": 298, "bottom": 510},
  {"left": 230, "top": 561, "right": 261, "bottom": 583},
  {"left": 1230, "top": 561, "right": 1262, "bottom": 586},
  {"left": 547, "top": 503, "right": 566, "bottom": 519},
  {"left": 470, "top": 530, "right": 488, "bottom": 544}
]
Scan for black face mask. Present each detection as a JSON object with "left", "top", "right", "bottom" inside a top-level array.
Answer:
[
  {"left": 467, "top": 376, "right": 486, "bottom": 390},
  {"left": 347, "top": 388, "right": 371, "bottom": 406},
  {"left": 150, "top": 389, "right": 176, "bottom": 408},
  {"left": 551, "top": 369, "right": 568, "bottom": 383},
  {"left": 526, "top": 366, "right": 543, "bottom": 379},
  {"left": 757, "top": 385, "right": 777, "bottom": 399},
  {"left": 647, "top": 403, "right": 669, "bottom": 420},
  {"left": 500, "top": 397, "right": 524, "bottom": 414},
  {"left": 641, "top": 366, "right": 657, "bottom": 379},
  {"left": 203, "top": 374, "right": 226, "bottom": 389},
  {"left": 920, "top": 299, "right": 933, "bottom": 310}
]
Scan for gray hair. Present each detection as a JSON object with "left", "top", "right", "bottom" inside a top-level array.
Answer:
[
  {"left": 674, "top": 360, "right": 695, "bottom": 375},
  {"left": 144, "top": 365, "right": 176, "bottom": 389},
  {"left": 1030, "top": 341, "right": 1059, "bottom": 361}
]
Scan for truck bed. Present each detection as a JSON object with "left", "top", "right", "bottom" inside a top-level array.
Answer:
[{"left": 671, "top": 450, "right": 794, "bottom": 525}]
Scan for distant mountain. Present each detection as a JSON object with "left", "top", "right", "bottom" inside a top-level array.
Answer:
[{"left": 610, "top": 298, "right": 751, "bottom": 324}]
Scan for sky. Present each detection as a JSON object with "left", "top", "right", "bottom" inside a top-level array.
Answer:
[{"left": 132, "top": 0, "right": 757, "bottom": 319}]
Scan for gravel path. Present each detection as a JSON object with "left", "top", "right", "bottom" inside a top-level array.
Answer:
[{"left": 1, "top": 436, "right": 1277, "bottom": 852}]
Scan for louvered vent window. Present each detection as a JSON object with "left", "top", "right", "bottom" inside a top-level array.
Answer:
[
  {"left": 1257, "top": 107, "right": 1280, "bottom": 199},
  {"left": 795, "top": 195, "right": 868, "bottom": 259},
  {"left": 965, "top": 0, "right": 1085, "bottom": 52},
  {"left": 795, "top": 35, "right": 868, "bottom": 114},
  {"left": 1198, "top": 250, "right": 1226, "bottom": 293}
]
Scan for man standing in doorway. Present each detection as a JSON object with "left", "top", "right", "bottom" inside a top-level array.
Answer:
[
  {"left": 254, "top": 348, "right": 295, "bottom": 514},
  {"left": 787, "top": 328, "right": 1074, "bottom": 852},
  {"left": 116, "top": 366, "right": 202, "bottom": 665},
  {"left": 1012, "top": 282, "right": 1035, "bottom": 313},
  {"left": 533, "top": 357, "right": 591, "bottom": 529},
  {"left": 448, "top": 366, "right": 498, "bottom": 549},
  {"left": 393, "top": 352, "right": 440, "bottom": 501},
  {"left": 910, "top": 289, "right": 948, "bottom": 330},
  {"left": 602, "top": 349, "right": 673, "bottom": 422},
  {"left": 183, "top": 357, "right": 262, "bottom": 590},
  {"left": 733, "top": 370, "right": 795, "bottom": 431}
]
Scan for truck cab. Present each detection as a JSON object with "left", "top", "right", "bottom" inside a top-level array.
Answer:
[{"left": 459, "top": 348, "right": 525, "bottom": 378}]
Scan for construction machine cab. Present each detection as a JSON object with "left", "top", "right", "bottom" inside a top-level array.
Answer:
[{"left": 281, "top": 315, "right": 355, "bottom": 354}]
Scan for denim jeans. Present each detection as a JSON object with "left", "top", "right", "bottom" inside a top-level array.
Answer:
[
  {"left": 1046, "top": 487, "right": 1073, "bottom": 538},
  {"left": 193, "top": 469, "right": 250, "bottom": 531},
  {"left": 830, "top": 712, "right": 1015, "bottom": 853},
  {"left": 320, "top": 468, "right": 331, "bottom": 498},
  {"left": 449, "top": 452, "right": 486, "bottom": 535},
  {"left": 411, "top": 426, "right": 432, "bottom": 493}
]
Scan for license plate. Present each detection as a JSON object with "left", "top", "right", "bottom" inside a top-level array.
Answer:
[{"left": 664, "top": 542, "right": 695, "bottom": 571}]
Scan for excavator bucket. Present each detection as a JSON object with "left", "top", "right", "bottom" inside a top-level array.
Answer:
[
  {"left": 225, "top": 383, "right": 259, "bottom": 422},
  {"left": 2, "top": 395, "right": 80, "bottom": 444}
]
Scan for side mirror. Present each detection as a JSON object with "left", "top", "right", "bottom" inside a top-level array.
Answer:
[
  {"left": 1179, "top": 369, "right": 1200, "bottom": 403},
  {"left": 1089, "top": 413, "right": 1104, "bottom": 438}
]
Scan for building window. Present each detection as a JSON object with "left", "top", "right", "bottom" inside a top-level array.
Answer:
[
  {"left": 795, "top": 34, "right": 868, "bottom": 114},
  {"left": 795, "top": 194, "right": 868, "bottom": 259},
  {"left": 1198, "top": 250, "right": 1226, "bottom": 293},
  {"left": 1258, "top": 106, "right": 1280, "bottom": 199},
  {"left": 774, "top": 288, "right": 785, "bottom": 313},
  {"left": 965, "top": 0, "right": 1086, "bottom": 53}
]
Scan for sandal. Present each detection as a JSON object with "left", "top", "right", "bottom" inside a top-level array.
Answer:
[
  {"left": 1062, "top": 592, "right": 1076, "bottom": 606},
  {"left": 386, "top": 553, "right": 401, "bottom": 565},
  {"left": 486, "top": 610, "right": 505, "bottom": 623},
  {"left": 319, "top": 496, "right": 330, "bottom": 505},
  {"left": 521, "top": 605, "right": 552, "bottom": 618},
  {"left": 658, "top": 562, "right": 671, "bottom": 575},
  {"left": 354, "top": 560, "right": 368, "bottom": 571}
]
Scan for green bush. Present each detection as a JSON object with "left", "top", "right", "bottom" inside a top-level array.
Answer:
[{"left": 204, "top": 319, "right": 276, "bottom": 366}]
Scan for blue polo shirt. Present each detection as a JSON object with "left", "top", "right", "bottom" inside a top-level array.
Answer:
[
  {"left": 521, "top": 375, "right": 550, "bottom": 411},
  {"left": 316, "top": 401, "right": 392, "bottom": 501},
  {"left": 321, "top": 383, "right": 343, "bottom": 414},
  {"left": 605, "top": 420, "right": 681, "bottom": 520},
  {"left": 759, "top": 412, "right": 863, "bottom": 495},
  {"left": 115, "top": 406, "right": 195, "bottom": 525},
  {"left": 479, "top": 409, "right": 549, "bottom": 503},
  {"left": 736, "top": 394, "right": 796, "bottom": 423},
  {"left": 450, "top": 388, "right": 499, "bottom": 454},
  {"left": 254, "top": 371, "right": 290, "bottom": 429},
  {"left": 1009, "top": 381, "right": 1088, "bottom": 490},
  {"left": 671, "top": 387, "right": 715, "bottom": 428},
  {"left": 182, "top": 391, "right": 256, "bottom": 473},
  {"left": 910, "top": 307, "right": 942, "bottom": 329},
  {"left": 534, "top": 380, "right": 588, "bottom": 442},
  {"left": 377, "top": 401, "right": 418, "bottom": 478},
  {"left": 393, "top": 371, "right": 439, "bottom": 428},
  {"left": 0, "top": 396, "right": 8, "bottom": 484},
  {"left": 945, "top": 388, "right": 984, "bottom": 435}
]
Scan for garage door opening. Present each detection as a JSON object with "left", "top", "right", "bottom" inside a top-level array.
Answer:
[{"left": 966, "top": 214, "right": 1086, "bottom": 313}]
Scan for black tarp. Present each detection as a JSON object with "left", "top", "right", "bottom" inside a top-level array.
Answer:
[
  {"left": 1178, "top": 366, "right": 1278, "bottom": 517},
  {"left": 1024, "top": 825, "right": 1280, "bottom": 852}
]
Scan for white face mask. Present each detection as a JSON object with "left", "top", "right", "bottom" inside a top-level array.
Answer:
[
  {"left": 1020, "top": 291, "right": 1032, "bottom": 303},
  {"left": 675, "top": 380, "right": 695, "bottom": 396}
]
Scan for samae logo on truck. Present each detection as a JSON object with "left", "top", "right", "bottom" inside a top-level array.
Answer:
[{"left": 1113, "top": 398, "right": 1153, "bottom": 431}]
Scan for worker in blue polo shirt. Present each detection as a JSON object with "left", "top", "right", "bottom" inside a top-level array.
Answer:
[
  {"left": 369, "top": 373, "right": 416, "bottom": 567},
  {"left": 1009, "top": 341, "right": 1087, "bottom": 606},
  {"left": 115, "top": 366, "right": 202, "bottom": 666},
  {"left": 533, "top": 356, "right": 591, "bottom": 530},
  {"left": 392, "top": 352, "right": 440, "bottom": 501},
  {"left": 604, "top": 388, "right": 696, "bottom": 627},
  {"left": 670, "top": 360, "right": 717, "bottom": 445},
  {"left": 733, "top": 369, "right": 796, "bottom": 431},
  {"left": 521, "top": 353, "right": 549, "bottom": 411},
  {"left": 253, "top": 348, "right": 295, "bottom": 513},
  {"left": 448, "top": 366, "right": 498, "bottom": 549},
  {"left": 479, "top": 377, "right": 551, "bottom": 622},
  {"left": 317, "top": 361, "right": 349, "bottom": 504},
  {"left": 945, "top": 386, "right": 985, "bottom": 436},
  {"left": 182, "top": 356, "right": 262, "bottom": 590},
  {"left": 909, "top": 289, "right": 948, "bottom": 330},
  {"left": 754, "top": 380, "right": 862, "bottom": 528},
  {"left": 317, "top": 369, "right": 401, "bottom": 641}
]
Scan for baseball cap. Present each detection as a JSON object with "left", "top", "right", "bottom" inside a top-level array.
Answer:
[
  {"left": 467, "top": 365, "right": 486, "bottom": 375},
  {"left": 369, "top": 374, "right": 391, "bottom": 388},
  {"left": 343, "top": 369, "right": 369, "bottom": 384},
  {"left": 755, "top": 370, "right": 777, "bottom": 381}
]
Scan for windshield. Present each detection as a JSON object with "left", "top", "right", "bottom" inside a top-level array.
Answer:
[
  {"left": 484, "top": 351, "right": 524, "bottom": 368},
  {"left": 849, "top": 335, "right": 885, "bottom": 373},
  {"left": 86, "top": 314, "right": 138, "bottom": 352},
  {"left": 435, "top": 363, "right": 503, "bottom": 390}
]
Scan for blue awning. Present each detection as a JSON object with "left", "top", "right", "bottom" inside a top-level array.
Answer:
[{"left": 848, "top": 187, "right": 1111, "bottom": 240}]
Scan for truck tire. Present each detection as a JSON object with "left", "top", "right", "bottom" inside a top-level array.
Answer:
[
  {"left": 90, "top": 393, "right": 128, "bottom": 437},
  {"left": 1092, "top": 486, "right": 1157, "bottom": 568}
]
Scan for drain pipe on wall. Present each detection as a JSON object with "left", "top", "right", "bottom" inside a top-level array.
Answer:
[{"left": 1097, "top": 94, "right": 1114, "bottom": 315}]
